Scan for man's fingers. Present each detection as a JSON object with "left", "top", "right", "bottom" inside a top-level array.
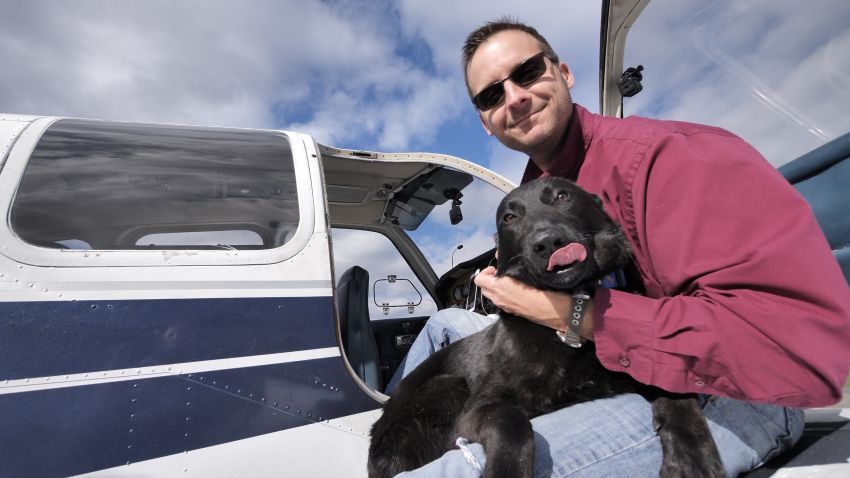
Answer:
[{"left": 473, "top": 267, "right": 497, "bottom": 288}]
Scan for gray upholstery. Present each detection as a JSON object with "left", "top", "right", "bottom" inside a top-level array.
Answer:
[
  {"left": 337, "top": 266, "right": 381, "bottom": 390},
  {"left": 779, "top": 132, "right": 850, "bottom": 284}
]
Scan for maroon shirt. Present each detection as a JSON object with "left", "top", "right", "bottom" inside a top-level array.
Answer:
[{"left": 522, "top": 104, "right": 850, "bottom": 407}]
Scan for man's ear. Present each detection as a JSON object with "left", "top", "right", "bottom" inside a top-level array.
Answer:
[
  {"left": 478, "top": 112, "right": 494, "bottom": 136},
  {"left": 559, "top": 62, "right": 575, "bottom": 89}
]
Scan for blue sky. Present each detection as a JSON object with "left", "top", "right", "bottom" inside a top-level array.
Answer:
[
  {"left": 0, "top": 0, "right": 602, "bottom": 185},
  {"left": 3, "top": 0, "right": 846, "bottom": 178}
]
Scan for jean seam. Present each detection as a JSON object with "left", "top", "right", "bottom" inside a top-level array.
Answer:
[{"left": 753, "top": 406, "right": 795, "bottom": 467}]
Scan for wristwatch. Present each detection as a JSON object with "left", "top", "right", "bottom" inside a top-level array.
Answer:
[{"left": 556, "top": 288, "right": 593, "bottom": 348}]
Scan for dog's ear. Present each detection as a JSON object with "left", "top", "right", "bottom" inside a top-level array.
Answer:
[
  {"left": 590, "top": 194, "right": 603, "bottom": 206},
  {"left": 495, "top": 230, "right": 511, "bottom": 275},
  {"left": 495, "top": 228, "right": 524, "bottom": 278},
  {"left": 593, "top": 224, "right": 632, "bottom": 272}
]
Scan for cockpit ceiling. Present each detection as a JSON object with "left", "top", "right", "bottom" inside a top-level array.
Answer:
[
  {"left": 320, "top": 154, "right": 432, "bottom": 192},
  {"left": 326, "top": 184, "right": 371, "bottom": 204},
  {"left": 320, "top": 153, "right": 435, "bottom": 228}
]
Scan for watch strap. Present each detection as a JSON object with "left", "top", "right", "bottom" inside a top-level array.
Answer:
[{"left": 556, "top": 288, "right": 592, "bottom": 348}]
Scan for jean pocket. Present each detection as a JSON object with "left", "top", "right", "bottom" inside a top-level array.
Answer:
[{"left": 752, "top": 405, "right": 805, "bottom": 465}]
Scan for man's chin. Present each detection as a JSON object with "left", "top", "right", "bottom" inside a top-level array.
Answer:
[{"left": 506, "top": 127, "right": 553, "bottom": 154}]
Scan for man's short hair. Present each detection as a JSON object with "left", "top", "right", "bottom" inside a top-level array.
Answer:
[{"left": 461, "top": 17, "right": 560, "bottom": 99}]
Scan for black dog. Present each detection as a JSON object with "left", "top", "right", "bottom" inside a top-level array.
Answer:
[{"left": 368, "top": 177, "right": 723, "bottom": 478}]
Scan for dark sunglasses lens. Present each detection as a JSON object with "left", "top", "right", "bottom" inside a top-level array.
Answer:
[
  {"left": 474, "top": 85, "right": 505, "bottom": 110},
  {"left": 511, "top": 54, "right": 547, "bottom": 86},
  {"left": 473, "top": 53, "right": 548, "bottom": 110}
]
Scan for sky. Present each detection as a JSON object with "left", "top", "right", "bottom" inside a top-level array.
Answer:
[
  {"left": 0, "top": 0, "right": 602, "bottom": 186},
  {"left": 624, "top": 0, "right": 850, "bottom": 164},
  {"left": 2, "top": 0, "right": 848, "bottom": 315},
  {"left": 4, "top": 0, "right": 847, "bottom": 179}
]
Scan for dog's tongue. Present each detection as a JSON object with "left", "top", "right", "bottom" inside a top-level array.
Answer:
[{"left": 547, "top": 243, "right": 587, "bottom": 271}]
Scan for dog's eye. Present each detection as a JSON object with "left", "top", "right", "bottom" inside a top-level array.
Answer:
[
  {"left": 556, "top": 191, "right": 571, "bottom": 202},
  {"left": 502, "top": 213, "right": 516, "bottom": 224}
]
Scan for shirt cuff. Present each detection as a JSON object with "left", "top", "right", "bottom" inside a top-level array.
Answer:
[{"left": 592, "top": 288, "right": 656, "bottom": 385}]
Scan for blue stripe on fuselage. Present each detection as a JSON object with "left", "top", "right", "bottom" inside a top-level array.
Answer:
[
  {"left": 0, "top": 296, "right": 335, "bottom": 380},
  {"left": 0, "top": 358, "right": 380, "bottom": 478}
]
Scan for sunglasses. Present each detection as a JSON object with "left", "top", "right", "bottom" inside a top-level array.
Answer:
[{"left": 471, "top": 52, "right": 551, "bottom": 111}]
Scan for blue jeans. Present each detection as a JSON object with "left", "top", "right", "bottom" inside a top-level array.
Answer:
[{"left": 386, "top": 308, "right": 804, "bottom": 477}]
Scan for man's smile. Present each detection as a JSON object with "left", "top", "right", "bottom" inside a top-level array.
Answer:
[{"left": 509, "top": 106, "right": 542, "bottom": 129}]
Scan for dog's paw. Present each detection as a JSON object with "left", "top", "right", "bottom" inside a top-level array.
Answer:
[{"left": 659, "top": 455, "right": 725, "bottom": 478}]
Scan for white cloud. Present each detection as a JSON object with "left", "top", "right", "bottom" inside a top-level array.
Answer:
[
  {"left": 2, "top": 1, "right": 294, "bottom": 126},
  {"left": 19, "top": 0, "right": 843, "bottom": 168},
  {"left": 0, "top": 1, "right": 453, "bottom": 150},
  {"left": 0, "top": 0, "right": 602, "bottom": 152},
  {"left": 396, "top": 0, "right": 602, "bottom": 107},
  {"left": 482, "top": 140, "right": 528, "bottom": 185},
  {"left": 291, "top": 73, "right": 467, "bottom": 150}
]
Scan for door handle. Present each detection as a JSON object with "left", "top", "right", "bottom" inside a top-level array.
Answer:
[{"left": 394, "top": 334, "right": 416, "bottom": 347}]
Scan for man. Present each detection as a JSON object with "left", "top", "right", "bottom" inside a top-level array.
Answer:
[{"left": 388, "top": 18, "right": 850, "bottom": 477}]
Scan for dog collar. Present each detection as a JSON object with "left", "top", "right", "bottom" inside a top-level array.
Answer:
[{"left": 556, "top": 288, "right": 593, "bottom": 348}]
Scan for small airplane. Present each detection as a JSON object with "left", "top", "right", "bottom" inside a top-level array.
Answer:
[
  {"left": 0, "top": 112, "right": 513, "bottom": 477},
  {"left": 0, "top": 0, "right": 847, "bottom": 476}
]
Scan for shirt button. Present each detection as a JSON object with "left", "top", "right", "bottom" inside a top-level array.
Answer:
[
  {"left": 695, "top": 379, "right": 706, "bottom": 387},
  {"left": 618, "top": 356, "right": 630, "bottom": 367}
]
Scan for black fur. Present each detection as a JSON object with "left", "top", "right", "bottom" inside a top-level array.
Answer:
[{"left": 368, "top": 177, "right": 724, "bottom": 478}]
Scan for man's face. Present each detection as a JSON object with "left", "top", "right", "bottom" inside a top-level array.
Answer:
[{"left": 467, "top": 30, "right": 575, "bottom": 159}]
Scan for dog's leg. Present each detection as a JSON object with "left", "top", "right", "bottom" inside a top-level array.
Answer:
[
  {"left": 651, "top": 395, "right": 724, "bottom": 478},
  {"left": 456, "top": 401, "right": 534, "bottom": 478},
  {"left": 368, "top": 374, "right": 470, "bottom": 478}
]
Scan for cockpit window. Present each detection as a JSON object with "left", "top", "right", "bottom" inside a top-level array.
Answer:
[
  {"left": 136, "top": 230, "right": 265, "bottom": 248},
  {"left": 11, "top": 120, "right": 299, "bottom": 250},
  {"left": 406, "top": 174, "right": 504, "bottom": 276},
  {"left": 624, "top": 0, "right": 850, "bottom": 167}
]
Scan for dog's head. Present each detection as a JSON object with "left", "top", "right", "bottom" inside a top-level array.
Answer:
[{"left": 495, "top": 177, "right": 631, "bottom": 291}]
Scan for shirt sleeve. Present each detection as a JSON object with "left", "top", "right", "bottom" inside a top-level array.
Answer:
[{"left": 592, "top": 130, "right": 850, "bottom": 408}]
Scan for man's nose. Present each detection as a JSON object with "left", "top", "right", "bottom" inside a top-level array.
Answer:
[{"left": 503, "top": 79, "right": 531, "bottom": 107}]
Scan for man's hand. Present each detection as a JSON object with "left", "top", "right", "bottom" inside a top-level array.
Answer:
[{"left": 473, "top": 266, "right": 595, "bottom": 340}]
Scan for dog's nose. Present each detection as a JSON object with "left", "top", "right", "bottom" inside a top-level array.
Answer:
[{"left": 531, "top": 230, "right": 568, "bottom": 257}]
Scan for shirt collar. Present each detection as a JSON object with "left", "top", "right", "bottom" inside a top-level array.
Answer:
[{"left": 520, "top": 103, "right": 591, "bottom": 184}]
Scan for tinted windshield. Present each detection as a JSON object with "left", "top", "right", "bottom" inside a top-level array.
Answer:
[
  {"left": 624, "top": 0, "right": 850, "bottom": 166},
  {"left": 407, "top": 174, "right": 504, "bottom": 277},
  {"left": 12, "top": 120, "right": 299, "bottom": 250}
]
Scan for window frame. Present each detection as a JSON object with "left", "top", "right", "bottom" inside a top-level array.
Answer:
[
  {"left": 0, "top": 117, "right": 319, "bottom": 267},
  {"left": 331, "top": 225, "right": 440, "bottom": 320}
]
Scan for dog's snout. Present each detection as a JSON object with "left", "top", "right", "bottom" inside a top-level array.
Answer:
[{"left": 530, "top": 229, "right": 568, "bottom": 256}]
